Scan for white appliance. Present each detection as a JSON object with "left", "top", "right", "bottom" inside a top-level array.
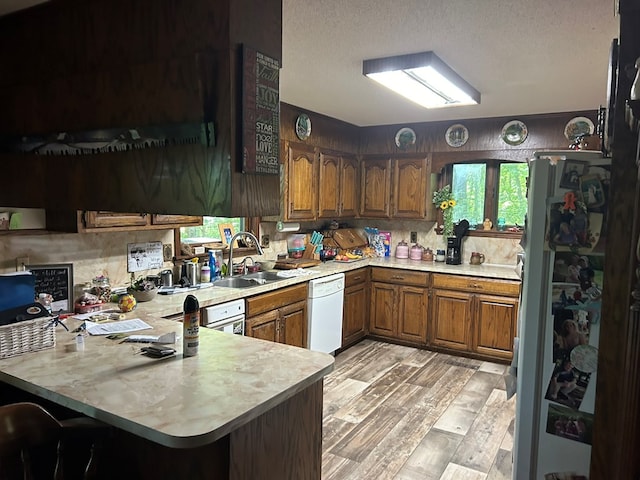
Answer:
[
  {"left": 202, "top": 298, "right": 245, "bottom": 335},
  {"left": 514, "top": 150, "right": 609, "bottom": 479},
  {"left": 307, "top": 272, "right": 345, "bottom": 353}
]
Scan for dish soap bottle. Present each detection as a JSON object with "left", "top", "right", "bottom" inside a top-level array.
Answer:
[{"left": 183, "top": 294, "right": 200, "bottom": 357}]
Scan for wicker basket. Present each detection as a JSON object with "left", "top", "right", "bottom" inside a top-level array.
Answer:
[{"left": 0, "top": 317, "right": 56, "bottom": 359}]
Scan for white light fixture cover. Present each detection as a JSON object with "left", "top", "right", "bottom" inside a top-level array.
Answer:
[{"left": 363, "top": 52, "right": 480, "bottom": 109}]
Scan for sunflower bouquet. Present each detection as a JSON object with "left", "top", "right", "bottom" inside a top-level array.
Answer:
[{"left": 433, "top": 185, "right": 456, "bottom": 238}]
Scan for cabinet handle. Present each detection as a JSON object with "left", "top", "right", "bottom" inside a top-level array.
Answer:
[
  {"left": 469, "top": 283, "right": 482, "bottom": 289},
  {"left": 390, "top": 275, "right": 405, "bottom": 280},
  {"left": 353, "top": 275, "right": 362, "bottom": 281}
]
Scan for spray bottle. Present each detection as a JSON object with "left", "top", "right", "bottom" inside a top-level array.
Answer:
[{"left": 182, "top": 294, "right": 200, "bottom": 357}]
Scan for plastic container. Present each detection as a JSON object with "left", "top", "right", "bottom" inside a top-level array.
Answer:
[
  {"left": 183, "top": 295, "right": 200, "bottom": 357},
  {"left": 91, "top": 276, "right": 111, "bottom": 303},
  {"left": 287, "top": 234, "right": 307, "bottom": 257},
  {"left": 200, "top": 262, "right": 211, "bottom": 283}
]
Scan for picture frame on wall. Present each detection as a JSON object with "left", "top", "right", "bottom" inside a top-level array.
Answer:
[{"left": 218, "top": 223, "right": 237, "bottom": 248}]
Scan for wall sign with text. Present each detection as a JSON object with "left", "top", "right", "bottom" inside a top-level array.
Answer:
[{"left": 242, "top": 45, "right": 280, "bottom": 175}]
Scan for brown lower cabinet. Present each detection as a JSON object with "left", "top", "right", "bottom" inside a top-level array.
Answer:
[
  {"left": 430, "top": 273, "right": 520, "bottom": 361},
  {"left": 369, "top": 268, "right": 430, "bottom": 346},
  {"left": 341, "top": 268, "right": 369, "bottom": 348},
  {"left": 245, "top": 284, "right": 308, "bottom": 348}
]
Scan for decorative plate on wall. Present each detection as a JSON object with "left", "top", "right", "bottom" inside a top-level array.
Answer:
[
  {"left": 564, "top": 116, "right": 595, "bottom": 142},
  {"left": 501, "top": 120, "right": 528, "bottom": 146},
  {"left": 395, "top": 127, "right": 416, "bottom": 149},
  {"left": 295, "top": 114, "right": 312, "bottom": 140},
  {"left": 445, "top": 124, "right": 469, "bottom": 147}
]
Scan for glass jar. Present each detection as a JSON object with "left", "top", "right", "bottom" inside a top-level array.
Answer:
[{"left": 91, "top": 276, "right": 111, "bottom": 303}]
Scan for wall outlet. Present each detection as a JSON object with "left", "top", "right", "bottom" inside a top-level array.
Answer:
[
  {"left": 16, "top": 256, "right": 29, "bottom": 271},
  {"left": 410, "top": 231, "right": 417, "bottom": 243},
  {"left": 261, "top": 234, "right": 270, "bottom": 247},
  {"left": 163, "top": 244, "right": 173, "bottom": 261}
]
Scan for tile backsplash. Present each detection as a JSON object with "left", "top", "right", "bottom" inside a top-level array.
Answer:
[
  {"left": 0, "top": 230, "right": 175, "bottom": 289},
  {"left": 0, "top": 219, "right": 521, "bottom": 307}
]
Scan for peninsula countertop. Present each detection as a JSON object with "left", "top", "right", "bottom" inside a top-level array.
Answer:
[
  {"left": 129, "top": 257, "right": 522, "bottom": 318},
  {"left": 0, "top": 314, "right": 334, "bottom": 448}
]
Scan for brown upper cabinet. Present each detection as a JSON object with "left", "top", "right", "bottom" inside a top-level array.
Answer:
[
  {"left": 284, "top": 142, "right": 318, "bottom": 221},
  {"left": 283, "top": 142, "right": 359, "bottom": 221},
  {"left": 360, "top": 156, "right": 433, "bottom": 219},
  {"left": 318, "top": 152, "right": 359, "bottom": 219},
  {"left": 360, "top": 157, "right": 392, "bottom": 217},
  {"left": 46, "top": 211, "right": 202, "bottom": 233}
]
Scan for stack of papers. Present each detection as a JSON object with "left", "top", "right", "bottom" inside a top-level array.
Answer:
[{"left": 84, "top": 318, "right": 152, "bottom": 335}]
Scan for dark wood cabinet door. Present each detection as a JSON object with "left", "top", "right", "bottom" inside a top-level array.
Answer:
[
  {"left": 285, "top": 142, "right": 317, "bottom": 220},
  {"left": 360, "top": 158, "right": 391, "bottom": 217},
  {"left": 340, "top": 155, "right": 359, "bottom": 217},
  {"left": 280, "top": 300, "right": 308, "bottom": 348},
  {"left": 342, "top": 279, "right": 369, "bottom": 347},
  {"left": 397, "top": 285, "right": 428, "bottom": 345},
  {"left": 245, "top": 310, "right": 279, "bottom": 343},
  {"left": 318, "top": 152, "right": 341, "bottom": 218},
  {"left": 430, "top": 289, "right": 473, "bottom": 352},
  {"left": 369, "top": 281, "right": 396, "bottom": 337},
  {"left": 473, "top": 294, "right": 518, "bottom": 361},
  {"left": 392, "top": 157, "right": 428, "bottom": 218}
]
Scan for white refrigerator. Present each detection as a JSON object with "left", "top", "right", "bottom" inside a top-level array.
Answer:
[{"left": 513, "top": 150, "right": 610, "bottom": 479}]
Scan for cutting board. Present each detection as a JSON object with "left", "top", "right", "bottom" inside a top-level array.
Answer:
[
  {"left": 274, "top": 258, "right": 321, "bottom": 269},
  {"left": 332, "top": 228, "right": 368, "bottom": 249}
]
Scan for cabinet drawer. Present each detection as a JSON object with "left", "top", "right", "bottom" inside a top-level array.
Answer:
[
  {"left": 371, "top": 268, "right": 429, "bottom": 287},
  {"left": 246, "top": 284, "right": 308, "bottom": 317},
  {"left": 344, "top": 268, "right": 369, "bottom": 288},
  {"left": 432, "top": 274, "right": 520, "bottom": 297}
]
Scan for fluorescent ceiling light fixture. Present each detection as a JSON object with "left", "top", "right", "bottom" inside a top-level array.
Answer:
[{"left": 363, "top": 51, "right": 480, "bottom": 109}]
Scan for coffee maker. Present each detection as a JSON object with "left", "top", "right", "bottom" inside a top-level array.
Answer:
[
  {"left": 446, "top": 219, "right": 470, "bottom": 265},
  {"left": 446, "top": 237, "right": 462, "bottom": 265}
]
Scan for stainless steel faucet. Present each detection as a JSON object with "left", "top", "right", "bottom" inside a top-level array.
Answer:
[{"left": 227, "top": 232, "right": 264, "bottom": 276}]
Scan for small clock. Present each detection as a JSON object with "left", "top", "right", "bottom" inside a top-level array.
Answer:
[{"left": 295, "top": 114, "right": 312, "bottom": 140}]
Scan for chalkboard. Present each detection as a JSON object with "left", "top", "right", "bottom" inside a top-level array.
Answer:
[
  {"left": 27, "top": 263, "right": 74, "bottom": 313},
  {"left": 241, "top": 44, "right": 280, "bottom": 175}
]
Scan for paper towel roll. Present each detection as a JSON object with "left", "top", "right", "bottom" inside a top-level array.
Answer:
[{"left": 276, "top": 222, "right": 300, "bottom": 232}]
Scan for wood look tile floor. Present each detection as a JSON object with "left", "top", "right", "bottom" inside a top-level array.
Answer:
[{"left": 322, "top": 340, "right": 515, "bottom": 480}]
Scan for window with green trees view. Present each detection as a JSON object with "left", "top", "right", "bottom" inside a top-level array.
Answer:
[
  {"left": 181, "top": 217, "right": 244, "bottom": 244},
  {"left": 450, "top": 161, "right": 528, "bottom": 227}
]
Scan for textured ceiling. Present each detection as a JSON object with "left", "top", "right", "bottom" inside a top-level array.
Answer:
[{"left": 0, "top": 0, "right": 620, "bottom": 127}]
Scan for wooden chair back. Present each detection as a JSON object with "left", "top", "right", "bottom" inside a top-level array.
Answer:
[{"left": 0, "top": 402, "right": 106, "bottom": 480}]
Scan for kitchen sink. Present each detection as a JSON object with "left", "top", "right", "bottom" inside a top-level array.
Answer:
[{"left": 213, "top": 271, "right": 283, "bottom": 289}]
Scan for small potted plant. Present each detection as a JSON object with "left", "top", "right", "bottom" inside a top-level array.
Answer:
[{"left": 128, "top": 275, "right": 158, "bottom": 302}]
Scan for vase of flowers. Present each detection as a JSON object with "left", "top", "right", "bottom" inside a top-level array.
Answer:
[
  {"left": 433, "top": 185, "right": 456, "bottom": 238},
  {"left": 128, "top": 276, "right": 158, "bottom": 302}
]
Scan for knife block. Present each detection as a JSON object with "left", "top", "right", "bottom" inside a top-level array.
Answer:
[{"left": 302, "top": 243, "right": 320, "bottom": 260}]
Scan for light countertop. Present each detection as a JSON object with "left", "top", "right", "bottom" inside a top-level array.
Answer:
[
  {"left": 128, "top": 257, "right": 521, "bottom": 318},
  {"left": 0, "top": 314, "right": 334, "bottom": 448}
]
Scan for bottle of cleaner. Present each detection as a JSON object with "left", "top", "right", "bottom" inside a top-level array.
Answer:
[
  {"left": 183, "top": 294, "right": 200, "bottom": 357},
  {"left": 200, "top": 261, "right": 211, "bottom": 283}
]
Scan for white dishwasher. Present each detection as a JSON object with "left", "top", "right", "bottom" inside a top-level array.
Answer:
[{"left": 307, "top": 272, "right": 345, "bottom": 354}]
